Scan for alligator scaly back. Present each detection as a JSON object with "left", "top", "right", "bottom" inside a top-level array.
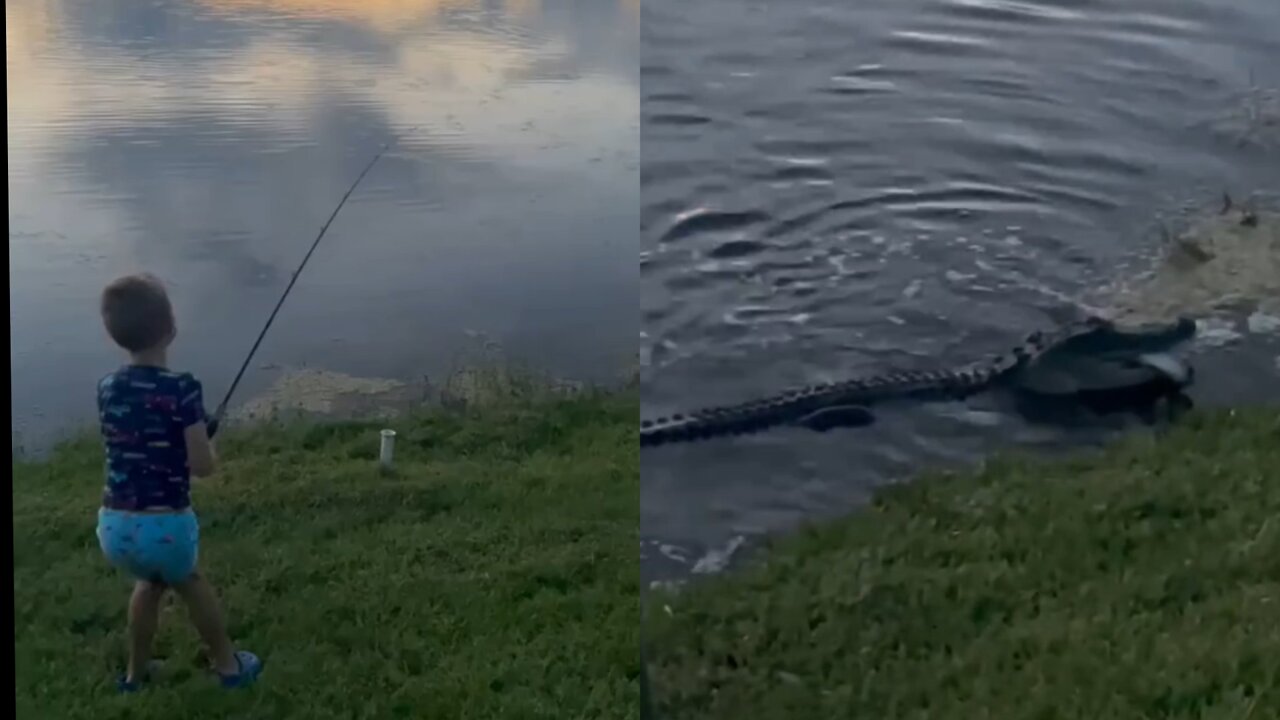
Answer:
[{"left": 638, "top": 317, "right": 1122, "bottom": 448}]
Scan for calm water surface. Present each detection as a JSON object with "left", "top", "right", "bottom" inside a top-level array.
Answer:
[
  {"left": 641, "top": 0, "right": 1280, "bottom": 581},
  {"left": 9, "top": 0, "right": 639, "bottom": 448}
]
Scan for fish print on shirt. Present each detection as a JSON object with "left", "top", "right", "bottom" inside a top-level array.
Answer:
[{"left": 98, "top": 366, "right": 208, "bottom": 511}]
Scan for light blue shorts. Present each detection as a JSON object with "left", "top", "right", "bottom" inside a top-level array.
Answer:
[{"left": 97, "top": 508, "right": 200, "bottom": 585}]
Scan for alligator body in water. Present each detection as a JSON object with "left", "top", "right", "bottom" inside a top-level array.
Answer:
[{"left": 639, "top": 315, "right": 1198, "bottom": 447}]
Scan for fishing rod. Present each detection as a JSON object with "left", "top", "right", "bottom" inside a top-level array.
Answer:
[{"left": 206, "top": 132, "right": 414, "bottom": 436}]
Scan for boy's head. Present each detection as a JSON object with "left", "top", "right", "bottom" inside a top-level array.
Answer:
[{"left": 100, "top": 273, "right": 176, "bottom": 354}]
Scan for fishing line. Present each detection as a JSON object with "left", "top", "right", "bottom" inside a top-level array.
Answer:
[{"left": 209, "top": 131, "right": 416, "bottom": 432}]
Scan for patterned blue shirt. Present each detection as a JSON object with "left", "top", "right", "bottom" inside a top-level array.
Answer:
[{"left": 98, "top": 366, "right": 207, "bottom": 511}]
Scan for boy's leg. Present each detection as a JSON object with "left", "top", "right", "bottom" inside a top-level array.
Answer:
[
  {"left": 126, "top": 581, "right": 166, "bottom": 682},
  {"left": 136, "top": 510, "right": 261, "bottom": 686},
  {"left": 172, "top": 571, "right": 239, "bottom": 676}
]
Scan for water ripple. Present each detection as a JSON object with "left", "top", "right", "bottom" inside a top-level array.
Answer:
[
  {"left": 641, "top": 0, "right": 1280, "bottom": 582},
  {"left": 10, "top": 0, "right": 639, "bottom": 449}
]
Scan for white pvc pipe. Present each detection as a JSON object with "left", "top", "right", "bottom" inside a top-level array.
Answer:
[{"left": 379, "top": 429, "right": 396, "bottom": 469}]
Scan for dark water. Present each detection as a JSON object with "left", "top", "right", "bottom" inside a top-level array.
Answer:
[
  {"left": 641, "top": 0, "right": 1280, "bottom": 582},
  {"left": 9, "top": 0, "right": 638, "bottom": 449}
]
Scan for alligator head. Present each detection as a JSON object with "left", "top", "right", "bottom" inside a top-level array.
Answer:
[{"left": 1013, "top": 315, "right": 1197, "bottom": 396}]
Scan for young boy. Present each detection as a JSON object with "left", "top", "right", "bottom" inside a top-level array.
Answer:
[{"left": 95, "top": 273, "right": 262, "bottom": 692}]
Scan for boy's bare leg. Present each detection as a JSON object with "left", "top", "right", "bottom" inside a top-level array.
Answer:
[
  {"left": 172, "top": 571, "right": 239, "bottom": 675},
  {"left": 127, "top": 581, "right": 166, "bottom": 681}
]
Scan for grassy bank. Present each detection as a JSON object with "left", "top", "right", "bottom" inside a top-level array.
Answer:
[
  {"left": 648, "top": 408, "right": 1280, "bottom": 719},
  {"left": 14, "top": 388, "right": 638, "bottom": 719}
]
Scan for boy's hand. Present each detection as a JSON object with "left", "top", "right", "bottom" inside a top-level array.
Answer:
[{"left": 207, "top": 416, "right": 220, "bottom": 439}]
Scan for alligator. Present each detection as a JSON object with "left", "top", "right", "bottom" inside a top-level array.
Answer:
[{"left": 639, "top": 314, "right": 1198, "bottom": 447}]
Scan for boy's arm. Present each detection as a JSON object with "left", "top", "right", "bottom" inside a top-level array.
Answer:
[
  {"left": 180, "top": 376, "right": 218, "bottom": 477},
  {"left": 184, "top": 423, "right": 218, "bottom": 477}
]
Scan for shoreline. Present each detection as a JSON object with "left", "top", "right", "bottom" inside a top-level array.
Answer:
[
  {"left": 645, "top": 406, "right": 1279, "bottom": 719},
  {"left": 12, "top": 352, "right": 641, "bottom": 460}
]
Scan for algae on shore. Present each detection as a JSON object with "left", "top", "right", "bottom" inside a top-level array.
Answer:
[
  {"left": 233, "top": 368, "right": 419, "bottom": 422},
  {"left": 231, "top": 340, "right": 639, "bottom": 425},
  {"left": 1098, "top": 205, "right": 1280, "bottom": 324}
]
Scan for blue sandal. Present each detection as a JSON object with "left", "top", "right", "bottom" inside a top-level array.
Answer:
[{"left": 219, "top": 650, "right": 263, "bottom": 689}]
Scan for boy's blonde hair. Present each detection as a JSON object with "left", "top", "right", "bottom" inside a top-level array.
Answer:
[{"left": 101, "top": 274, "right": 175, "bottom": 352}]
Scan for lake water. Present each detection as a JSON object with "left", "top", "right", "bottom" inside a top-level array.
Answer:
[
  {"left": 8, "top": 0, "right": 639, "bottom": 450},
  {"left": 641, "top": 0, "right": 1280, "bottom": 582}
]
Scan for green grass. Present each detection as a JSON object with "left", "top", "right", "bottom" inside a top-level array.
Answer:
[
  {"left": 648, "top": 408, "right": 1280, "bottom": 720},
  {"left": 14, "top": 388, "right": 639, "bottom": 719}
]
